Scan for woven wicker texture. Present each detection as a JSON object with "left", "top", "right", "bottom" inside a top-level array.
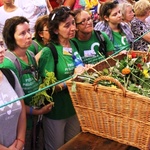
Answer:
[{"left": 66, "top": 51, "right": 150, "bottom": 150}]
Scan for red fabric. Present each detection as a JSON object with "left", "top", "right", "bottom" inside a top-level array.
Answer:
[
  {"left": 49, "top": 0, "right": 59, "bottom": 9},
  {"left": 0, "top": 0, "right": 3, "bottom": 7}
]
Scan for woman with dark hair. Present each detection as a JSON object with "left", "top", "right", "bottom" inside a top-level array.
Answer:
[
  {"left": 72, "top": 9, "right": 114, "bottom": 64},
  {"left": 94, "top": 0, "right": 134, "bottom": 54},
  {"left": 0, "top": 16, "right": 52, "bottom": 150},
  {"left": 28, "top": 15, "right": 50, "bottom": 55},
  {"left": 36, "top": 6, "right": 83, "bottom": 150}
]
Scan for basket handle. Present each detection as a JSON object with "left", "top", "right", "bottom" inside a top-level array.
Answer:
[{"left": 93, "top": 76, "right": 126, "bottom": 97}]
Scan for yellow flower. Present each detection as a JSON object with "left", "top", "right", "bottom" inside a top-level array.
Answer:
[{"left": 143, "top": 69, "right": 149, "bottom": 78}]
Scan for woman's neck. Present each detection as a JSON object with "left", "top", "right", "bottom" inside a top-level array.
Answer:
[
  {"left": 108, "top": 22, "right": 120, "bottom": 32},
  {"left": 59, "top": 39, "right": 70, "bottom": 48},
  {"left": 4, "top": 4, "right": 17, "bottom": 12},
  {"left": 76, "top": 31, "right": 92, "bottom": 41},
  {"left": 136, "top": 16, "right": 147, "bottom": 23},
  {"left": 13, "top": 48, "right": 28, "bottom": 63}
]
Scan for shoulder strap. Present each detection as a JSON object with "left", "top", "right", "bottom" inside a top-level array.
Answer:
[
  {"left": 5, "top": 50, "right": 38, "bottom": 77},
  {"left": 47, "top": 43, "right": 58, "bottom": 76},
  {"left": 5, "top": 50, "right": 22, "bottom": 76},
  {"left": 31, "top": 40, "right": 39, "bottom": 55},
  {"left": 94, "top": 30, "right": 107, "bottom": 58},
  {"left": 1, "top": 68, "right": 15, "bottom": 89}
]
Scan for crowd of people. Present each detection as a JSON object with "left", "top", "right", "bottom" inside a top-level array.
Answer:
[{"left": 0, "top": 0, "right": 149, "bottom": 150}]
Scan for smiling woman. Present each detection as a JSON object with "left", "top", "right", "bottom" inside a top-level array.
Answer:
[{"left": 72, "top": 9, "right": 114, "bottom": 64}]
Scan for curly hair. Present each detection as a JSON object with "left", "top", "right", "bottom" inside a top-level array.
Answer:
[
  {"left": 2, "top": 16, "right": 29, "bottom": 51},
  {"left": 134, "top": 0, "right": 150, "bottom": 17},
  {"left": 49, "top": 6, "right": 74, "bottom": 44}
]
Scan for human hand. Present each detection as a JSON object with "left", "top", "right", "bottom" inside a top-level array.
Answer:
[
  {"left": 8, "top": 140, "right": 18, "bottom": 150},
  {"left": 15, "top": 139, "right": 24, "bottom": 150},
  {"left": 74, "top": 66, "right": 85, "bottom": 75},
  {"left": 119, "top": 50, "right": 128, "bottom": 55},
  {"left": 40, "top": 102, "right": 54, "bottom": 114},
  {"left": 84, "top": 64, "right": 94, "bottom": 71}
]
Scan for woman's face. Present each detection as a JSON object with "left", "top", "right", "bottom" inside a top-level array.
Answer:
[
  {"left": 105, "top": 6, "right": 122, "bottom": 24},
  {"left": 39, "top": 25, "right": 50, "bottom": 44},
  {"left": 0, "top": 40, "right": 5, "bottom": 63},
  {"left": 14, "top": 22, "right": 32, "bottom": 50},
  {"left": 124, "top": 6, "right": 134, "bottom": 23},
  {"left": 76, "top": 11, "right": 93, "bottom": 34},
  {"left": 57, "top": 15, "right": 76, "bottom": 40}
]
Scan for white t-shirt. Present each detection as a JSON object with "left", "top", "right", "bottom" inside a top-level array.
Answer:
[
  {"left": 0, "top": 6, "right": 24, "bottom": 36},
  {"left": 14, "top": 0, "right": 48, "bottom": 33},
  {"left": 0, "top": 71, "right": 24, "bottom": 147}
]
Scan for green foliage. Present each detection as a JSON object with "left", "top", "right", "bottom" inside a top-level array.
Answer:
[
  {"left": 74, "top": 53, "right": 150, "bottom": 98},
  {"left": 30, "top": 71, "right": 57, "bottom": 107}
]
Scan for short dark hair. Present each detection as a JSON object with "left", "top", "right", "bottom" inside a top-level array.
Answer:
[
  {"left": 49, "top": 6, "right": 74, "bottom": 44},
  {"left": 2, "top": 16, "right": 29, "bottom": 51},
  {"left": 100, "top": 1, "right": 118, "bottom": 21},
  {"left": 34, "top": 15, "right": 49, "bottom": 42}
]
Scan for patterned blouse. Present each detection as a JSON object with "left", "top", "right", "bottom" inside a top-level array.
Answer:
[{"left": 131, "top": 17, "right": 150, "bottom": 51}]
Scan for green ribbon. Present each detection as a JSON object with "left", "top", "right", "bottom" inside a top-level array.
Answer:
[{"left": 1, "top": 75, "right": 74, "bottom": 108}]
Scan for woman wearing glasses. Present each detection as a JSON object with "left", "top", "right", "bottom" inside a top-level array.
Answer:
[
  {"left": 0, "top": 16, "right": 53, "bottom": 150},
  {"left": 94, "top": 1, "right": 134, "bottom": 54},
  {"left": 72, "top": 9, "right": 114, "bottom": 65},
  {"left": 36, "top": 6, "right": 83, "bottom": 150},
  {"left": 28, "top": 15, "right": 50, "bottom": 55}
]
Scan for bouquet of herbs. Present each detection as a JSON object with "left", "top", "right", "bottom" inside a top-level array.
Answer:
[{"left": 30, "top": 71, "right": 57, "bottom": 107}]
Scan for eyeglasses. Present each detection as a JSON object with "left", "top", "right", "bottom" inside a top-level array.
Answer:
[
  {"left": 42, "top": 30, "right": 49, "bottom": 32},
  {"left": 51, "top": 6, "right": 70, "bottom": 21},
  {"left": 76, "top": 17, "right": 92, "bottom": 25}
]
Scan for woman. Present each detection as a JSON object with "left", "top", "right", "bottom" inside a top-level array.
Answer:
[
  {"left": 119, "top": 2, "right": 134, "bottom": 25},
  {"left": 131, "top": 0, "right": 150, "bottom": 51},
  {"left": 72, "top": 9, "right": 114, "bottom": 64},
  {"left": 28, "top": 15, "right": 50, "bottom": 55},
  {"left": 94, "top": 1, "right": 134, "bottom": 54},
  {"left": 1, "top": 16, "right": 52, "bottom": 150},
  {"left": 0, "top": 0, "right": 24, "bottom": 36},
  {"left": 36, "top": 6, "right": 83, "bottom": 150},
  {"left": 0, "top": 37, "right": 26, "bottom": 150},
  {"left": 14, "top": 0, "right": 52, "bottom": 34}
]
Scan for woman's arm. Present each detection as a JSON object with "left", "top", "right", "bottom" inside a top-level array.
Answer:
[
  {"left": 15, "top": 100, "right": 26, "bottom": 150},
  {"left": 142, "top": 32, "right": 150, "bottom": 43},
  {"left": 63, "top": 0, "right": 76, "bottom": 9},
  {"left": 45, "top": 0, "right": 53, "bottom": 13},
  {"left": 25, "top": 103, "right": 53, "bottom": 116},
  {"left": 0, "top": 140, "right": 18, "bottom": 150}
]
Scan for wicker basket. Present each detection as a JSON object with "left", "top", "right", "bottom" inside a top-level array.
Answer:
[{"left": 66, "top": 51, "right": 150, "bottom": 150}]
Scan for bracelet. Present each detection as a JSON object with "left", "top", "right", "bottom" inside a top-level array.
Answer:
[
  {"left": 17, "top": 138, "right": 25, "bottom": 144},
  {"left": 58, "top": 84, "right": 62, "bottom": 91},
  {"left": 63, "top": 82, "right": 67, "bottom": 89},
  {"left": 29, "top": 107, "right": 33, "bottom": 115}
]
